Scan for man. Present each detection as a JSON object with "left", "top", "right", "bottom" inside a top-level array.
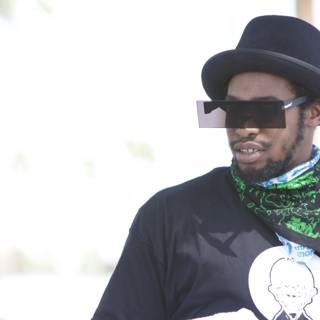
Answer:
[
  {"left": 92, "top": 15, "right": 320, "bottom": 320},
  {"left": 268, "top": 258, "right": 317, "bottom": 320}
]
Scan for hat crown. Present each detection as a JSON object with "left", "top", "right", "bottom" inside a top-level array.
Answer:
[
  {"left": 237, "top": 15, "right": 320, "bottom": 68},
  {"left": 201, "top": 15, "right": 320, "bottom": 99}
]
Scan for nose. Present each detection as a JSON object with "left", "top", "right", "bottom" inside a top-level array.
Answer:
[{"left": 233, "top": 124, "right": 260, "bottom": 136}]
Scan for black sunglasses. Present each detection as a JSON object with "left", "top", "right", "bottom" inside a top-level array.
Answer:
[{"left": 196, "top": 96, "right": 312, "bottom": 128}]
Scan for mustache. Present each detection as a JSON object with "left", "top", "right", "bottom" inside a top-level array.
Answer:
[{"left": 229, "top": 137, "right": 272, "bottom": 149}]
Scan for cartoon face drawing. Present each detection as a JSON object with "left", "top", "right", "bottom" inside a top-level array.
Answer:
[
  {"left": 249, "top": 247, "right": 320, "bottom": 320},
  {"left": 268, "top": 258, "right": 318, "bottom": 320}
]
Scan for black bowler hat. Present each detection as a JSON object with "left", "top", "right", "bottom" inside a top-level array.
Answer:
[{"left": 201, "top": 15, "right": 320, "bottom": 99}]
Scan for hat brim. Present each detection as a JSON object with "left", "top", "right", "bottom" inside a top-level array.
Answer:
[{"left": 201, "top": 48, "right": 320, "bottom": 99}]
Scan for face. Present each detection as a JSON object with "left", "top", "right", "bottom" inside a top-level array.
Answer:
[
  {"left": 268, "top": 259, "right": 318, "bottom": 316},
  {"left": 270, "top": 283, "right": 314, "bottom": 314},
  {"left": 226, "top": 72, "right": 313, "bottom": 184}
]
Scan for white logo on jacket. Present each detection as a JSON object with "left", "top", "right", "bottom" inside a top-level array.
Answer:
[{"left": 249, "top": 246, "right": 320, "bottom": 320}]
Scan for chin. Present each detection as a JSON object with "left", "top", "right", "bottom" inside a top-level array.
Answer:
[
  {"left": 238, "top": 162, "right": 265, "bottom": 172},
  {"left": 232, "top": 158, "right": 287, "bottom": 184}
]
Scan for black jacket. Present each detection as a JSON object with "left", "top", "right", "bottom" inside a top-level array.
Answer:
[{"left": 92, "top": 167, "right": 315, "bottom": 320}]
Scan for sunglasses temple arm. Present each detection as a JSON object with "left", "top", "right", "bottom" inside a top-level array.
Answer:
[{"left": 283, "top": 96, "right": 310, "bottom": 109}]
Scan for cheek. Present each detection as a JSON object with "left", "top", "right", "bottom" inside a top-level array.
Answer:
[
  {"left": 226, "top": 129, "right": 234, "bottom": 144},
  {"left": 264, "top": 129, "right": 292, "bottom": 153}
]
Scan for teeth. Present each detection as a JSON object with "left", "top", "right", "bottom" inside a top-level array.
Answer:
[{"left": 240, "top": 148, "right": 258, "bottom": 153}]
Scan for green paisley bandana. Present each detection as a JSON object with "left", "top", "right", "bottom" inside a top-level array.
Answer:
[{"left": 230, "top": 163, "right": 320, "bottom": 252}]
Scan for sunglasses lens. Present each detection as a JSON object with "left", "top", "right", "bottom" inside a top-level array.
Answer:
[
  {"left": 197, "top": 101, "right": 286, "bottom": 128},
  {"left": 197, "top": 101, "right": 226, "bottom": 128}
]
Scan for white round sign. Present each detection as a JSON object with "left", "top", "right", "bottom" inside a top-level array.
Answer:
[{"left": 249, "top": 246, "right": 320, "bottom": 320}]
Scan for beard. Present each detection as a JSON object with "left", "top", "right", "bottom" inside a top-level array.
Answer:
[{"left": 232, "top": 111, "right": 306, "bottom": 185}]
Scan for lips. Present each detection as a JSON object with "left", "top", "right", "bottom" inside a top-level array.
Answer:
[{"left": 233, "top": 142, "right": 265, "bottom": 164}]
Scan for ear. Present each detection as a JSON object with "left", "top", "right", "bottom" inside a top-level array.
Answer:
[{"left": 304, "top": 100, "right": 320, "bottom": 127}]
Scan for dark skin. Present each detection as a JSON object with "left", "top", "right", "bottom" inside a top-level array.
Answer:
[{"left": 226, "top": 72, "right": 320, "bottom": 183}]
